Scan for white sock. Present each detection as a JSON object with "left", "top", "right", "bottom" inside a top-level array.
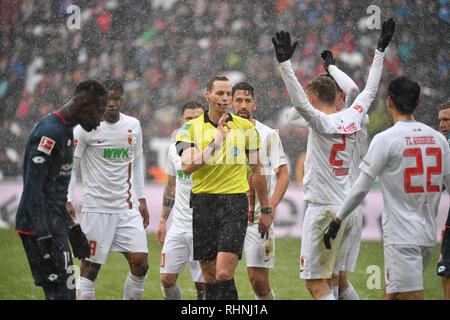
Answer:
[
  {"left": 78, "top": 277, "right": 95, "bottom": 300},
  {"left": 123, "top": 272, "right": 146, "bottom": 300},
  {"left": 331, "top": 286, "right": 339, "bottom": 300},
  {"left": 161, "top": 282, "right": 182, "bottom": 300},
  {"left": 255, "top": 289, "right": 275, "bottom": 300},
  {"left": 318, "top": 292, "right": 336, "bottom": 300},
  {"left": 339, "top": 283, "right": 360, "bottom": 300}
]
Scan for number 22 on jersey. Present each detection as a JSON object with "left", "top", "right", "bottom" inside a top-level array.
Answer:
[{"left": 403, "top": 147, "right": 442, "bottom": 194}]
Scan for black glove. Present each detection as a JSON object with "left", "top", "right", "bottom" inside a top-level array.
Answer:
[
  {"left": 377, "top": 18, "right": 395, "bottom": 52},
  {"left": 321, "top": 50, "right": 336, "bottom": 73},
  {"left": 68, "top": 223, "right": 90, "bottom": 259},
  {"left": 272, "top": 30, "right": 298, "bottom": 63},
  {"left": 36, "top": 235, "right": 66, "bottom": 282},
  {"left": 323, "top": 219, "right": 341, "bottom": 250}
]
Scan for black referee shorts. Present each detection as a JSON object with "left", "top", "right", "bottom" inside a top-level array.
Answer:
[
  {"left": 191, "top": 192, "right": 248, "bottom": 261},
  {"left": 19, "top": 232, "right": 75, "bottom": 299}
]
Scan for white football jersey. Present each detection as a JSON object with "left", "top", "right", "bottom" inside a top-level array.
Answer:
[
  {"left": 73, "top": 113, "right": 143, "bottom": 213},
  {"left": 165, "top": 142, "right": 194, "bottom": 232},
  {"left": 247, "top": 120, "right": 287, "bottom": 224},
  {"left": 350, "top": 115, "right": 369, "bottom": 184},
  {"left": 279, "top": 49, "right": 385, "bottom": 205},
  {"left": 361, "top": 120, "right": 450, "bottom": 246}
]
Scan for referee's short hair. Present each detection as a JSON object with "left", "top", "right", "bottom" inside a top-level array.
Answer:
[
  {"left": 206, "top": 75, "right": 229, "bottom": 92},
  {"left": 182, "top": 101, "right": 206, "bottom": 115},
  {"left": 306, "top": 75, "right": 337, "bottom": 105},
  {"left": 438, "top": 101, "right": 450, "bottom": 111},
  {"left": 388, "top": 76, "right": 420, "bottom": 115}
]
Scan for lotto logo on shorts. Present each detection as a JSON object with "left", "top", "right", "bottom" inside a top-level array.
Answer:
[
  {"left": 160, "top": 253, "right": 166, "bottom": 268},
  {"left": 37, "top": 136, "right": 55, "bottom": 155},
  {"left": 300, "top": 255, "right": 306, "bottom": 272},
  {"left": 89, "top": 241, "right": 97, "bottom": 257}
]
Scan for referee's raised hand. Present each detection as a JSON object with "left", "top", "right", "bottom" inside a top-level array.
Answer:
[{"left": 214, "top": 114, "right": 231, "bottom": 146}]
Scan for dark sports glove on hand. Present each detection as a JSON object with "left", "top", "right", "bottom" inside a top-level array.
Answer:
[
  {"left": 323, "top": 220, "right": 341, "bottom": 250},
  {"left": 272, "top": 31, "right": 298, "bottom": 63},
  {"left": 377, "top": 18, "right": 395, "bottom": 52},
  {"left": 68, "top": 223, "right": 90, "bottom": 259},
  {"left": 36, "top": 235, "right": 66, "bottom": 282},
  {"left": 321, "top": 50, "right": 336, "bottom": 73}
]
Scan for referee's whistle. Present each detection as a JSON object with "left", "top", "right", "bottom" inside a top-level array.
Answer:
[{"left": 260, "top": 232, "right": 265, "bottom": 239}]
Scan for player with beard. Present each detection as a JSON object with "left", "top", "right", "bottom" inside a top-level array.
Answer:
[{"left": 232, "top": 82, "right": 289, "bottom": 300}]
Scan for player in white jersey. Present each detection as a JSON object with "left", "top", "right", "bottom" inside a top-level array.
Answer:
[
  {"left": 325, "top": 76, "right": 450, "bottom": 300},
  {"left": 231, "top": 82, "right": 289, "bottom": 300},
  {"left": 155, "top": 101, "right": 206, "bottom": 300},
  {"left": 66, "top": 80, "right": 149, "bottom": 300},
  {"left": 286, "top": 50, "right": 366, "bottom": 300},
  {"left": 272, "top": 19, "right": 395, "bottom": 299}
]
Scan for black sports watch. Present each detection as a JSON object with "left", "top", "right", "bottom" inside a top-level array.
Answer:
[{"left": 261, "top": 207, "right": 272, "bottom": 215}]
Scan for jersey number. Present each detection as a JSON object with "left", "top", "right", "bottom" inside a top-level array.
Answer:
[
  {"left": 403, "top": 147, "right": 442, "bottom": 193},
  {"left": 329, "top": 135, "right": 346, "bottom": 167}
]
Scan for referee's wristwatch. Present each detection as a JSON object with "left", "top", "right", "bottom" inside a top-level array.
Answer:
[{"left": 261, "top": 207, "right": 272, "bottom": 215}]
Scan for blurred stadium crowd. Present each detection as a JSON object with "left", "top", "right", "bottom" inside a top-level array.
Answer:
[{"left": 0, "top": 0, "right": 448, "bottom": 181}]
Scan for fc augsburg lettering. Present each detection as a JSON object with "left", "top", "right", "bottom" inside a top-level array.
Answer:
[{"left": 104, "top": 148, "right": 130, "bottom": 159}]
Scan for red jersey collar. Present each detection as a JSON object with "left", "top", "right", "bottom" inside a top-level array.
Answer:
[{"left": 52, "top": 111, "right": 68, "bottom": 126}]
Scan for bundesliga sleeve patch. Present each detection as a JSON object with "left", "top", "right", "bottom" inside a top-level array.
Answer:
[{"left": 37, "top": 136, "right": 56, "bottom": 155}]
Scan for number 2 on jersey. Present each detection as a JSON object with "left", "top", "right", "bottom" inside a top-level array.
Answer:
[
  {"left": 403, "top": 147, "right": 442, "bottom": 193},
  {"left": 329, "top": 135, "right": 346, "bottom": 167}
]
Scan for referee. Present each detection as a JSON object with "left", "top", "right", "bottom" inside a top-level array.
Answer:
[{"left": 176, "top": 75, "right": 271, "bottom": 300}]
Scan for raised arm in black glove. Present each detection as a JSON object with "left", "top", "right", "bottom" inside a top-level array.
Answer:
[
  {"left": 323, "top": 219, "right": 341, "bottom": 250},
  {"left": 377, "top": 18, "right": 396, "bottom": 52},
  {"left": 321, "top": 50, "right": 336, "bottom": 74},
  {"left": 272, "top": 31, "right": 298, "bottom": 63},
  {"left": 36, "top": 235, "right": 66, "bottom": 281},
  {"left": 68, "top": 223, "right": 91, "bottom": 259}
]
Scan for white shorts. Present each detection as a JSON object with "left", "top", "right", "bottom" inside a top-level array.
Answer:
[
  {"left": 300, "top": 204, "right": 351, "bottom": 279},
  {"left": 244, "top": 223, "right": 275, "bottom": 269},
  {"left": 160, "top": 227, "right": 204, "bottom": 283},
  {"left": 334, "top": 205, "right": 363, "bottom": 275},
  {"left": 384, "top": 244, "right": 434, "bottom": 294},
  {"left": 79, "top": 210, "right": 148, "bottom": 265}
]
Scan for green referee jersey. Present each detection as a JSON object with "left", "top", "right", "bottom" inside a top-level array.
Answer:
[{"left": 175, "top": 111, "right": 260, "bottom": 194}]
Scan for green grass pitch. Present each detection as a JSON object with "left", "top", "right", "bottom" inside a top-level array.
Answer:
[{"left": 0, "top": 228, "right": 445, "bottom": 300}]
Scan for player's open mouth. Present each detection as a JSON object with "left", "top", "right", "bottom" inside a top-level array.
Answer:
[{"left": 238, "top": 110, "right": 249, "bottom": 118}]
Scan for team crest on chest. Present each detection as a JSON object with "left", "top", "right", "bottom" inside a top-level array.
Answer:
[{"left": 128, "top": 130, "right": 133, "bottom": 145}]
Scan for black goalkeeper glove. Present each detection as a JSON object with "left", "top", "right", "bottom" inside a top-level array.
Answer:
[
  {"left": 36, "top": 235, "right": 66, "bottom": 282},
  {"left": 377, "top": 18, "right": 395, "bottom": 52},
  {"left": 272, "top": 31, "right": 298, "bottom": 63},
  {"left": 321, "top": 50, "right": 336, "bottom": 73},
  {"left": 68, "top": 223, "right": 90, "bottom": 259},
  {"left": 323, "top": 219, "right": 341, "bottom": 250}
]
